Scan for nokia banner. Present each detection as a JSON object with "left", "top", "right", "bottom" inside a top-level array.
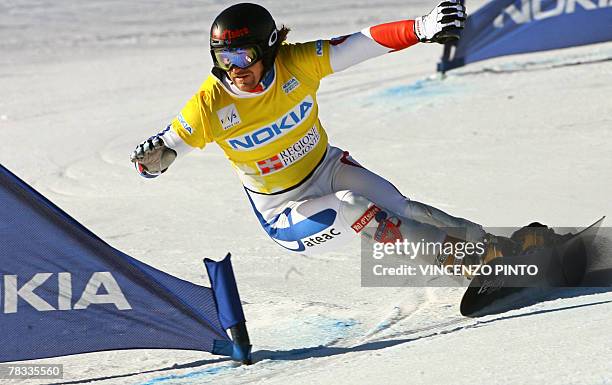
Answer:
[
  {"left": 439, "top": 0, "right": 612, "bottom": 72},
  {"left": 0, "top": 164, "right": 247, "bottom": 362}
]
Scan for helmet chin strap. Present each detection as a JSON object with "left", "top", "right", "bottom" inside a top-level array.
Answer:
[
  {"left": 254, "top": 64, "right": 276, "bottom": 91},
  {"left": 228, "top": 64, "right": 277, "bottom": 94}
]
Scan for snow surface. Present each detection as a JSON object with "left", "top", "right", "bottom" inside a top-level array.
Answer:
[{"left": 1, "top": 0, "right": 612, "bottom": 384}]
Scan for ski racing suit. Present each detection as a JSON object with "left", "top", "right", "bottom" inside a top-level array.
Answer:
[{"left": 135, "top": 19, "right": 485, "bottom": 258}]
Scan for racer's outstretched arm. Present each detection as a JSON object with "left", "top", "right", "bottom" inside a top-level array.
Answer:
[{"left": 329, "top": 0, "right": 465, "bottom": 72}]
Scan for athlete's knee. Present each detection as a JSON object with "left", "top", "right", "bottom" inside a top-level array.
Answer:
[
  {"left": 336, "top": 190, "right": 380, "bottom": 233},
  {"left": 336, "top": 191, "right": 440, "bottom": 245}
]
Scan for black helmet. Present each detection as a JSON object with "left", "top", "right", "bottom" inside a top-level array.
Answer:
[{"left": 210, "top": 3, "right": 279, "bottom": 72}]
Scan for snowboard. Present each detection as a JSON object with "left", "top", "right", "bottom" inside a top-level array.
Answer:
[{"left": 460, "top": 217, "right": 605, "bottom": 317}]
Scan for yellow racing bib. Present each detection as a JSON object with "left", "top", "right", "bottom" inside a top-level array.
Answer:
[{"left": 169, "top": 40, "right": 334, "bottom": 194}]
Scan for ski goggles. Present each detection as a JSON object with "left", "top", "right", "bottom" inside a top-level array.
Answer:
[{"left": 212, "top": 46, "right": 261, "bottom": 71}]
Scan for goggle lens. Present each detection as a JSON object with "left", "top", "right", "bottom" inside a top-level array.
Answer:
[{"left": 214, "top": 47, "right": 260, "bottom": 70}]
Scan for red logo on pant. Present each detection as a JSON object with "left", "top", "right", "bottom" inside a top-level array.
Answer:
[
  {"left": 257, "top": 155, "right": 284, "bottom": 175},
  {"left": 375, "top": 217, "right": 403, "bottom": 243},
  {"left": 351, "top": 205, "right": 381, "bottom": 233}
]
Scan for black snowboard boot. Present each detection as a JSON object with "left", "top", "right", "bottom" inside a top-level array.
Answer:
[
  {"left": 510, "top": 222, "right": 571, "bottom": 253},
  {"left": 479, "top": 233, "right": 521, "bottom": 265},
  {"left": 478, "top": 222, "right": 570, "bottom": 265}
]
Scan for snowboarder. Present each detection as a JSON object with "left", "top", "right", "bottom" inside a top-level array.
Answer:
[{"left": 130, "top": 1, "right": 526, "bottom": 264}]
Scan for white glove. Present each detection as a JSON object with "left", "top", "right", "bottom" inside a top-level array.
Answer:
[
  {"left": 130, "top": 136, "right": 177, "bottom": 175},
  {"left": 414, "top": 0, "right": 466, "bottom": 44}
]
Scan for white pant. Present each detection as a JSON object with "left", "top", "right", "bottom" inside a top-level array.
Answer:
[{"left": 244, "top": 146, "right": 485, "bottom": 256}]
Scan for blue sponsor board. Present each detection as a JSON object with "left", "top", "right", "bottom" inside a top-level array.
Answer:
[
  {"left": 439, "top": 0, "right": 612, "bottom": 72},
  {"left": 0, "top": 164, "right": 248, "bottom": 362}
]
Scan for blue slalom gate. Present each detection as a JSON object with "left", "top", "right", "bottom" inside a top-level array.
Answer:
[{"left": 0, "top": 164, "right": 252, "bottom": 364}]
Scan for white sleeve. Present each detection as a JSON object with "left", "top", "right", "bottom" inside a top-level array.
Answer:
[
  {"left": 329, "top": 31, "right": 390, "bottom": 73},
  {"left": 158, "top": 125, "right": 193, "bottom": 159}
]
